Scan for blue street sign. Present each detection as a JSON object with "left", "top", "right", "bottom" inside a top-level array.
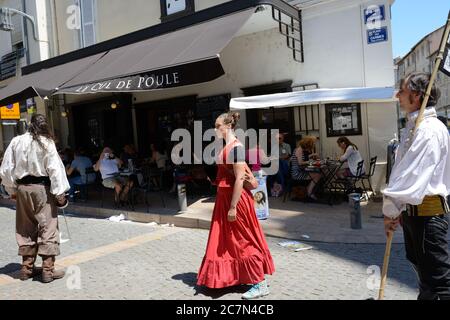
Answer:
[
  {"left": 364, "top": 5, "right": 385, "bottom": 24},
  {"left": 367, "top": 27, "right": 388, "bottom": 44}
]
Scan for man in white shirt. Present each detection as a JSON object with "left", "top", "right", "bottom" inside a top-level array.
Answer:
[
  {"left": 383, "top": 73, "right": 450, "bottom": 300},
  {"left": 0, "top": 114, "right": 70, "bottom": 283}
]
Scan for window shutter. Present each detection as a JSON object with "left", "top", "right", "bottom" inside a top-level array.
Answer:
[
  {"left": 81, "top": 0, "right": 96, "bottom": 47},
  {"left": 10, "top": 13, "right": 23, "bottom": 46}
]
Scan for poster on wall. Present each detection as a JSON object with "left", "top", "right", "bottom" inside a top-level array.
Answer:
[
  {"left": 251, "top": 175, "right": 270, "bottom": 220},
  {"left": 326, "top": 103, "right": 362, "bottom": 137},
  {"left": 26, "top": 98, "right": 36, "bottom": 115},
  {"left": 0, "top": 103, "right": 20, "bottom": 120}
]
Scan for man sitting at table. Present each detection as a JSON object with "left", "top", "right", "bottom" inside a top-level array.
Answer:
[
  {"left": 94, "top": 147, "right": 133, "bottom": 205},
  {"left": 291, "top": 136, "right": 321, "bottom": 201},
  {"left": 66, "top": 147, "right": 97, "bottom": 200},
  {"left": 268, "top": 133, "right": 291, "bottom": 193}
]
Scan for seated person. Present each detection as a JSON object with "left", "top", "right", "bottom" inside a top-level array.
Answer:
[
  {"left": 291, "top": 136, "right": 321, "bottom": 200},
  {"left": 189, "top": 165, "right": 212, "bottom": 193},
  {"left": 121, "top": 144, "right": 139, "bottom": 168},
  {"left": 277, "top": 133, "right": 291, "bottom": 187},
  {"left": 94, "top": 147, "right": 133, "bottom": 204},
  {"left": 59, "top": 148, "right": 74, "bottom": 167},
  {"left": 336, "top": 137, "right": 365, "bottom": 178},
  {"left": 246, "top": 140, "right": 273, "bottom": 174},
  {"left": 66, "top": 147, "right": 97, "bottom": 199},
  {"left": 267, "top": 133, "right": 291, "bottom": 192},
  {"left": 149, "top": 143, "right": 168, "bottom": 170}
]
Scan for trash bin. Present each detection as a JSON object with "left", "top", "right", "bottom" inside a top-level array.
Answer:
[
  {"left": 349, "top": 193, "right": 362, "bottom": 229},
  {"left": 177, "top": 183, "right": 187, "bottom": 212}
]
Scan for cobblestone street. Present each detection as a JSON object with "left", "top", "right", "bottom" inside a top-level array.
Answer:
[{"left": 0, "top": 207, "right": 418, "bottom": 300}]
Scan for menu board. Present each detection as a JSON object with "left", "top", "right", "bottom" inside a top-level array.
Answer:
[
  {"left": 195, "top": 94, "right": 231, "bottom": 132},
  {"left": 326, "top": 103, "right": 362, "bottom": 137}
]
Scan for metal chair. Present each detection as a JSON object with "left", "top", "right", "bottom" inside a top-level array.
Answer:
[
  {"left": 360, "top": 156, "right": 377, "bottom": 197},
  {"left": 328, "top": 160, "right": 365, "bottom": 201},
  {"left": 283, "top": 161, "right": 311, "bottom": 202},
  {"left": 73, "top": 167, "right": 97, "bottom": 202},
  {"left": 101, "top": 185, "right": 120, "bottom": 208},
  {"left": 347, "top": 160, "right": 367, "bottom": 200},
  {"left": 131, "top": 166, "right": 166, "bottom": 212}
]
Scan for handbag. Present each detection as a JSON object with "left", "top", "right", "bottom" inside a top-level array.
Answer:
[
  {"left": 227, "top": 162, "right": 258, "bottom": 191},
  {"left": 224, "top": 140, "right": 258, "bottom": 191}
]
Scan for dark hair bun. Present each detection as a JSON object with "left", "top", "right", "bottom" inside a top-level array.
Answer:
[{"left": 231, "top": 112, "right": 240, "bottom": 123}]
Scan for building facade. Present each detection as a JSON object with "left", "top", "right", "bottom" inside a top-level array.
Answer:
[
  {"left": 395, "top": 25, "right": 450, "bottom": 124},
  {"left": 0, "top": 0, "right": 397, "bottom": 192}
]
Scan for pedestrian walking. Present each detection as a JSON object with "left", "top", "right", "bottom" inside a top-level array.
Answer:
[
  {"left": 383, "top": 73, "right": 450, "bottom": 300},
  {"left": 0, "top": 114, "right": 70, "bottom": 283},
  {"left": 196, "top": 112, "right": 275, "bottom": 299}
]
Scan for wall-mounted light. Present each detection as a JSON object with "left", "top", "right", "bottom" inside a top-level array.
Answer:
[
  {"left": 61, "top": 111, "right": 68, "bottom": 118},
  {"left": 111, "top": 102, "right": 118, "bottom": 109}
]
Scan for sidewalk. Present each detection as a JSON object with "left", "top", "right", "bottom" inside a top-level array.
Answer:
[
  {"left": 182, "top": 196, "right": 407, "bottom": 244},
  {"left": 0, "top": 193, "right": 410, "bottom": 244}
]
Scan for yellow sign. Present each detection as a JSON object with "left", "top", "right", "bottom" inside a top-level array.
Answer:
[{"left": 1, "top": 103, "right": 20, "bottom": 120}]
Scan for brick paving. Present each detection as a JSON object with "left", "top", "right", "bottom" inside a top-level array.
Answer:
[{"left": 0, "top": 207, "right": 419, "bottom": 300}]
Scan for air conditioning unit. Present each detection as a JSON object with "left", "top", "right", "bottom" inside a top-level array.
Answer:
[{"left": 0, "top": 8, "right": 14, "bottom": 31}]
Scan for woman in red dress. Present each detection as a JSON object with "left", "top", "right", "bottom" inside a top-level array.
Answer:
[{"left": 197, "top": 112, "right": 275, "bottom": 299}]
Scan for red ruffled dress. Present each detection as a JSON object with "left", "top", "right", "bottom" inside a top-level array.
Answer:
[{"left": 197, "top": 139, "right": 275, "bottom": 289}]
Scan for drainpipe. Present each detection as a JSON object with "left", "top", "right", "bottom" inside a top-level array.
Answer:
[
  {"left": 50, "top": 0, "right": 60, "bottom": 57},
  {"left": 359, "top": 4, "right": 371, "bottom": 163},
  {"left": 22, "top": 0, "right": 31, "bottom": 66}
]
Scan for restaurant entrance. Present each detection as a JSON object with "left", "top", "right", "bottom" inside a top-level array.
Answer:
[
  {"left": 69, "top": 95, "right": 133, "bottom": 155},
  {"left": 134, "top": 95, "right": 196, "bottom": 157},
  {"left": 243, "top": 81, "right": 296, "bottom": 149}
]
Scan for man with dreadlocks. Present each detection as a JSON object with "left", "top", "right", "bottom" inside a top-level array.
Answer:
[{"left": 0, "top": 114, "right": 70, "bottom": 283}]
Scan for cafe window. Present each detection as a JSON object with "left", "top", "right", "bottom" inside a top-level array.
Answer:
[
  {"left": 160, "top": 0, "right": 195, "bottom": 22},
  {"left": 325, "top": 103, "right": 362, "bottom": 137},
  {"left": 296, "top": 105, "right": 320, "bottom": 137}
]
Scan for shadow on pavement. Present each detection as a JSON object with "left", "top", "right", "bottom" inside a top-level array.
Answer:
[
  {"left": 0, "top": 263, "right": 21, "bottom": 280},
  {"left": 172, "top": 272, "right": 249, "bottom": 299}
]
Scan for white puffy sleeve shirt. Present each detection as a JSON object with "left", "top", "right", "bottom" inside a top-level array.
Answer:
[
  {"left": 382, "top": 109, "right": 450, "bottom": 218},
  {"left": 0, "top": 133, "right": 70, "bottom": 196}
]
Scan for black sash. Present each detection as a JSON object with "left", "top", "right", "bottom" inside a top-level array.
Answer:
[{"left": 16, "top": 176, "right": 51, "bottom": 186}]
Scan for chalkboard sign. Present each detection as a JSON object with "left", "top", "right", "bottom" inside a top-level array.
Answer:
[{"left": 195, "top": 94, "right": 231, "bottom": 131}]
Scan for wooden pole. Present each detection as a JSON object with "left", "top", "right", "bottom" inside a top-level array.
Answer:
[{"left": 378, "top": 231, "right": 393, "bottom": 300}]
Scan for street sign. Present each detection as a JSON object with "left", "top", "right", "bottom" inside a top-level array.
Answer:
[
  {"left": 367, "top": 27, "right": 388, "bottom": 44},
  {"left": 364, "top": 5, "right": 385, "bottom": 24}
]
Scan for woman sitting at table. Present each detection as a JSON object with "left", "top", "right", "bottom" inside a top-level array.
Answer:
[
  {"left": 291, "top": 136, "right": 321, "bottom": 200},
  {"left": 336, "top": 137, "right": 365, "bottom": 178},
  {"left": 94, "top": 147, "right": 133, "bottom": 205}
]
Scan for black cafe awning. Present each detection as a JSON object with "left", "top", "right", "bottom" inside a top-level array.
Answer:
[
  {"left": 0, "top": 9, "right": 254, "bottom": 105},
  {"left": 0, "top": 53, "right": 106, "bottom": 106}
]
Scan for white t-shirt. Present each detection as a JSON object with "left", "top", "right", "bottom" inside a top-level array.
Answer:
[
  {"left": 99, "top": 158, "right": 120, "bottom": 180},
  {"left": 340, "top": 145, "right": 365, "bottom": 176}
]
